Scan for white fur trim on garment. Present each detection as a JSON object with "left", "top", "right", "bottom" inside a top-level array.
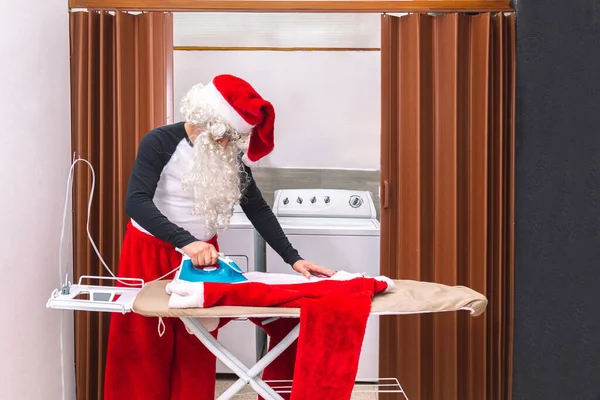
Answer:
[
  {"left": 166, "top": 280, "right": 205, "bottom": 308},
  {"left": 199, "top": 82, "right": 254, "bottom": 133},
  {"left": 242, "top": 152, "right": 260, "bottom": 167},
  {"left": 165, "top": 281, "right": 220, "bottom": 331},
  {"left": 244, "top": 271, "right": 395, "bottom": 292},
  {"left": 166, "top": 271, "right": 394, "bottom": 294},
  {"left": 164, "top": 271, "right": 395, "bottom": 312},
  {"left": 375, "top": 275, "right": 395, "bottom": 291}
]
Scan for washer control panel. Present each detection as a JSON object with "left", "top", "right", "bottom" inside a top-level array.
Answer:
[{"left": 272, "top": 189, "right": 377, "bottom": 219}]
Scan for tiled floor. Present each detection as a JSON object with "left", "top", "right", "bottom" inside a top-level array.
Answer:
[{"left": 215, "top": 377, "right": 380, "bottom": 399}]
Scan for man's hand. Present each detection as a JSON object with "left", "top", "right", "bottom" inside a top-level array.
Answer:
[
  {"left": 181, "top": 241, "right": 218, "bottom": 266},
  {"left": 292, "top": 260, "right": 336, "bottom": 279}
]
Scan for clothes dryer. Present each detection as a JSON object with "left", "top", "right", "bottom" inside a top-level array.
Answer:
[{"left": 265, "top": 189, "right": 381, "bottom": 382}]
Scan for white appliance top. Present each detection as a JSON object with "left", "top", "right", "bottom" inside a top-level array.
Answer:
[
  {"left": 272, "top": 189, "right": 377, "bottom": 219},
  {"left": 274, "top": 216, "right": 380, "bottom": 236}
]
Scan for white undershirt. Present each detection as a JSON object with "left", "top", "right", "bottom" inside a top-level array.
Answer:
[{"left": 131, "top": 139, "right": 212, "bottom": 242}]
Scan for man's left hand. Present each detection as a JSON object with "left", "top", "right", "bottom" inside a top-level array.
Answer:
[{"left": 292, "top": 260, "right": 336, "bottom": 279}]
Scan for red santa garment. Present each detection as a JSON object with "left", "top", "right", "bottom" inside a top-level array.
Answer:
[{"left": 166, "top": 272, "right": 393, "bottom": 400}]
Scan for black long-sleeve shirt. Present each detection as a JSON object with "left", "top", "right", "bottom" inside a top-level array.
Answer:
[{"left": 124, "top": 122, "right": 302, "bottom": 267}]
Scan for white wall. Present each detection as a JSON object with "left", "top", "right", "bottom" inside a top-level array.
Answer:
[
  {"left": 173, "top": 13, "right": 382, "bottom": 48},
  {"left": 173, "top": 13, "right": 382, "bottom": 171},
  {"left": 174, "top": 50, "right": 380, "bottom": 170},
  {"left": 0, "top": 1, "right": 74, "bottom": 399}
]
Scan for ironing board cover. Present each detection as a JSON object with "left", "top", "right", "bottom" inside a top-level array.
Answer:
[{"left": 132, "top": 279, "right": 488, "bottom": 318}]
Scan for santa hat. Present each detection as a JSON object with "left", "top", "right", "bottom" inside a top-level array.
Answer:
[{"left": 193, "top": 74, "right": 275, "bottom": 165}]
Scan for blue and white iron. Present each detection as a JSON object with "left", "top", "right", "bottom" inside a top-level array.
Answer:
[{"left": 176, "top": 252, "right": 248, "bottom": 283}]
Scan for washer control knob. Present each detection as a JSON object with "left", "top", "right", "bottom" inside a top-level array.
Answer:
[
  {"left": 310, "top": 196, "right": 317, "bottom": 204},
  {"left": 324, "top": 196, "right": 331, "bottom": 204},
  {"left": 349, "top": 195, "right": 363, "bottom": 208},
  {"left": 283, "top": 197, "right": 289, "bottom": 205},
  {"left": 297, "top": 197, "right": 303, "bottom": 204}
]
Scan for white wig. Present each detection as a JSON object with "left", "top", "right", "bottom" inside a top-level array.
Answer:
[{"left": 179, "top": 83, "right": 250, "bottom": 237}]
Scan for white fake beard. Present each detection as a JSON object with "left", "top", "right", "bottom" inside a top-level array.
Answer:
[{"left": 181, "top": 131, "right": 244, "bottom": 237}]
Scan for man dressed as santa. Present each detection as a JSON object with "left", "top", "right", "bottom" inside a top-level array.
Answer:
[{"left": 103, "top": 74, "right": 335, "bottom": 400}]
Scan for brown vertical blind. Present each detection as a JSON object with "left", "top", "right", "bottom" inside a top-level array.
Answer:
[
  {"left": 69, "top": 10, "right": 173, "bottom": 399},
  {"left": 380, "top": 12, "right": 515, "bottom": 400}
]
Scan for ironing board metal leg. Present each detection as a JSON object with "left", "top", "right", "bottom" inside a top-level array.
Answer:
[
  {"left": 188, "top": 318, "right": 280, "bottom": 399},
  {"left": 180, "top": 317, "right": 295, "bottom": 400},
  {"left": 222, "top": 322, "right": 300, "bottom": 399},
  {"left": 180, "top": 317, "right": 275, "bottom": 399}
]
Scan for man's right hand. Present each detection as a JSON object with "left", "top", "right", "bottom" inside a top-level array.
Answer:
[{"left": 181, "top": 241, "right": 219, "bottom": 266}]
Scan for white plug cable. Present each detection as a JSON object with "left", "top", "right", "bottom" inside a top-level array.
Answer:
[
  {"left": 60, "top": 157, "right": 156, "bottom": 286},
  {"left": 61, "top": 156, "right": 185, "bottom": 287},
  {"left": 57, "top": 154, "right": 77, "bottom": 400}
]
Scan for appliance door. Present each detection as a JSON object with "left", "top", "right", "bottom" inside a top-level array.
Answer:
[
  {"left": 218, "top": 228, "right": 253, "bottom": 271},
  {"left": 266, "top": 234, "right": 380, "bottom": 382}
]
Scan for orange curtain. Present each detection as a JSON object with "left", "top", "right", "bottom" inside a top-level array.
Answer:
[
  {"left": 69, "top": 10, "right": 173, "bottom": 399},
  {"left": 380, "top": 12, "right": 515, "bottom": 400}
]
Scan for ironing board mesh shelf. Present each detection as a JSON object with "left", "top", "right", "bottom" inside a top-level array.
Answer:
[
  {"left": 254, "top": 378, "right": 408, "bottom": 398},
  {"left": 46, "top": 276, "right": 144, "bottom": 313}
]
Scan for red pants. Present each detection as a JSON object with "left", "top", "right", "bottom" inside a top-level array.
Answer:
[{"left": 103, "top": 223, "right": 297, "bottom": 400}]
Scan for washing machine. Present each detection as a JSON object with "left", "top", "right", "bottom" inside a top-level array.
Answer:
[
  {"left": 214, "top": 204, "right": 265, "bottom": 374},
  {"left": 265, "top": 189, "right": 381, "bottom": 382}
]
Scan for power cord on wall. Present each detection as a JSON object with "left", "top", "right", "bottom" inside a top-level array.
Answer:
[
  {"left": 57, "top": 154, "right": 77, "bottom": 400},
  {"left": 60, "top": 157, "right": 141, "bottom": 289},
  {"left": 60, "top": 156, "right": 184, "bottom": 290}
]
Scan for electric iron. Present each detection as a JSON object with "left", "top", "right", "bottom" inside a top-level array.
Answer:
[{"left": 176, "top": 252, "right": 248, "bottom": 284}]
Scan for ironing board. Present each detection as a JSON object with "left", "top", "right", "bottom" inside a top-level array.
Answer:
[{"left": 47, "top": 277, "right": 488, "bottom": 400}]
